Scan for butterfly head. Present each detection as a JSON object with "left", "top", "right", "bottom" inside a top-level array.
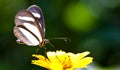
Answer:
[{"left": 40, "top": 39, "right": 49, "bottom": 47}]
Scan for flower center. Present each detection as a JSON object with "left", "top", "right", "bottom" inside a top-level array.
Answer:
[
  {"left": 63, "top": 64, "right": 72, "bottom": 69},
  {"left": 63, "top": 58, "right": 72, "bottom": 69}
]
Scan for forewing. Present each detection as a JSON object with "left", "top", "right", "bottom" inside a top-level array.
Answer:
[
  {"left": 14, "top": 10, "right": 43, "bottom": 46},
  {"left": 27, "top": 5, "right": 45, "bottom": 38}
]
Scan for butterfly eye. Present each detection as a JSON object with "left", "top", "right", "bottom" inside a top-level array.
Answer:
[{"left": 44, "top": 39, "right": 49, "bottom": 43}]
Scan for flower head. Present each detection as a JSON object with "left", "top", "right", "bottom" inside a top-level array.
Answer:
[{"left": 32, "top": 50, "right": 93, "bottom": 70}]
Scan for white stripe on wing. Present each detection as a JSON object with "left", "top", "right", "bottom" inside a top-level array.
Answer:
[
  {"left": 17, "top": 16, "right": 35, "bottom": 22},
  {"left": 18, "top": 27, "right": 39, "bottom": 46},
  {"left": 23, "top": 23, "right": 42, "bottom": 42}
]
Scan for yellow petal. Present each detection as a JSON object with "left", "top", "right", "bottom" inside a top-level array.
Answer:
[
  {"left": 69, "top": 51, "right": 90, "bottom": 64},
  {"left": 49, "top": 63, "right": 63, "bottom": 70},
  {"left": 73, "top": 57, "right": 93, "bottom": 68},
  {"left": 47, "top": 51, "right": 59, "bottom": 63},
  {"left": 32, "top": 54, "right": 45, "bottom": 60},
  {"left": 32, "top": 60, "right": 50, "bottom": 69}
]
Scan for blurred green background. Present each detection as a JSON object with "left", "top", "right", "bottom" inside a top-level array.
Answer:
[{"left": 0, "top": 0, "right": 120, "bottom": 70}]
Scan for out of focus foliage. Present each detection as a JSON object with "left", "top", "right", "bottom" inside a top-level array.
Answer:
[{"left": 0, "top": 0, "right": 120, "bottom": 70}]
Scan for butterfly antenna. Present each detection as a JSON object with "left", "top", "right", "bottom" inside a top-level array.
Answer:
[
  {"left": 49, "top": 38, "right": 71, "bottom": 44},
  {"left": 64, "top": 38, "right": 71, "bottom": 43}
]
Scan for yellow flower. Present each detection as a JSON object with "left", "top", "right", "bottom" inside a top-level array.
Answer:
[{"left": 32, "top": 50, "right": 93, "bottom": 70}]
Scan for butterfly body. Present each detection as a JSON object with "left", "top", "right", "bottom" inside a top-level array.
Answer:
[{"left": 14, "top": 5, "right": 47, "bottom": 47}]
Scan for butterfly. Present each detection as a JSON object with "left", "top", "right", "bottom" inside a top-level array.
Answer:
[
  {"left": 14, "top": 5, "right": 49, "bottom": 47},
  {"left": 14, "top": 5, "right": 70, "bottom": 48}
]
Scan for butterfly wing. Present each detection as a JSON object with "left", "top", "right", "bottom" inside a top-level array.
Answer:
[
  {"left": 27, "top": 5, "right": 45, "bottom": 38},
  {"left": 14, "top": 10, "right": 43, "bottom": 46}
]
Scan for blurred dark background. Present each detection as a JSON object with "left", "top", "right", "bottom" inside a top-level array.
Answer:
[{"left": 0, "top": 0, "right": 120, "bottom": 70}]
